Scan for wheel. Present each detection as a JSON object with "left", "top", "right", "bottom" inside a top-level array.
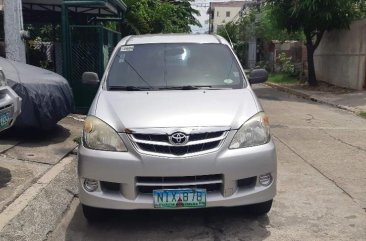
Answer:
[
  {"left": 246, "top": 200, "right": 273, "bottom": 216},
  {"left": 82, "top": 204, "right": 106, "bottom": 222}
]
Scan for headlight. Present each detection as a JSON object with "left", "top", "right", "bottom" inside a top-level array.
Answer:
[
  {"left": 229, "top": 112, "right": 270, "bottom": 149},
  {"left": 0, "top": 69, "right": 7, "bottom": 86},
  {"left": 83, "top": 116, "right": 127, "bottom": 152}
]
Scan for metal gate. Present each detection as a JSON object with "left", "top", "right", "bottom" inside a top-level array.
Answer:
[{"left": 67, "top": 25, "right": 120, "bottom": 112}]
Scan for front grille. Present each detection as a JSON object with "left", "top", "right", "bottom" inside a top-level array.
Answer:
[
  {"left": 137, "top": 174, "right": 223, "bottom": 194},
  {"left": 129, "top": 130, "right": 228, "bottom": 156},
  {"left": 133, "top": 131, "right": 223, "bottom": 143},
  {"left": 137, "top": 140, "right": 221, "bottom": 156}
]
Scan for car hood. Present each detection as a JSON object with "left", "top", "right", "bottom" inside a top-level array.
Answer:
[{"left": 93, "top": 88, "right": 261, "bottom": 132}]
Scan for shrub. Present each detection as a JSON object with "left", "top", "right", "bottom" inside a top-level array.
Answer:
[{"left": 277, "top": 52, "right": 295, "bottom": 75}]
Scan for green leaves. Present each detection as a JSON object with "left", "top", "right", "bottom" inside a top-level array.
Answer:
[
  {"left": 122, "top": 0, "right": 201, "bottom": 35},
  {"left": 267, "top": 0, "right": 366, "bottom": 85},
  {"left": 218, "top": 4, "right": 304, "bottom": 45},
  {"left": 268, "top": 0, "right": 364, "bottom": 34}
]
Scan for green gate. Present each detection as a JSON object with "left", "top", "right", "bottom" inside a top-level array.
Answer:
[
  {"left": 67, "top": 26, "right": 121, "bottom": 112},
  {"left": 61, "top": 0, "right": 126, "bottom": 112}
]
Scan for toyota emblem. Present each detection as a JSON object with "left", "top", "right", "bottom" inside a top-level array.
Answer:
[{"left": 169, "top": 132, "right": 189, "bottom": 145}]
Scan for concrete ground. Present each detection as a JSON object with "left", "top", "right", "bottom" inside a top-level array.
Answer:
[
  {"left": 0, "top": 117, "right": 83, "bottom": 241},
  {"left": 1, "top": 85, "right": 366, "bottom": 241},
  {"left": 267, "top": 82, "right": 366, "bottom": 113}
]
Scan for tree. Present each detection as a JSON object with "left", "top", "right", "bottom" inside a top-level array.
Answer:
[
  {"left": 217, "top": 22, "right": 248, "bottom": 64},
  {"left": 122, "top": 0, "right": 201, "bottom": 36},
  {"left": 267, "top": 0, "right": 366, "bottom": 86},
  {"left": 217, "top": 4, "right": 303, "bottom": 67},
  {"left": 217, "top": 22, "right": 240, "bottom": 44},
  {"left": 254, "top": 4, "right": 304, "bottom": 42}
]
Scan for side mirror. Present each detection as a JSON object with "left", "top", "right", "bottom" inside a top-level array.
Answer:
[
  {"left": 248, "top": 69, "right": 268, "bottom": 84},
  {"left": 81, "top": 72, "right": 100, "bottom": 85}
]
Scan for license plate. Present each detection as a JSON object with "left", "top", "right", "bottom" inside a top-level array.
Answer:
[
  {"left": 153, "top": 189, "right": 207, "bottom": 209},
  {"left": 0, "top": 112, "right": 10, "bottom": 129}
]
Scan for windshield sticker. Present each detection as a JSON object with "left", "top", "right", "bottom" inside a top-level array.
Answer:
[
  {"left": 233, "top": 72, "right": 239, "bottom": 78},
  {"left": 120, "top": 46, "right": 134, "bottom": 52},
  {"left": 224, "top": 79, "right": 234, "bottom": 84}
]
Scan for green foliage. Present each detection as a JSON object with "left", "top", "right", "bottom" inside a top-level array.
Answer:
[
  {"left": 25, "top": 24, "right": 61, "bottom": 41},
  {"left": 277, "top": 53, "right": 295, "bottom": 76},
  {"left": 103, "top": 22, "right": 118, "bottom": 31},
  {"left": 217, "top": 22, "right": 239, "bottom": 44},
  {"left": 268, "top": 0, "right": 366, "bottom": 34},
  {"left": 254, "top": 5, "right": 304, "bottom": 42},
  {"left": 73, "top": 136, "right": 82, "bottom": 144},
  {"left": 221, "top": 5, "right": 304, "bottom": 43},
  {"left": 256, "top": 60, "right": 271, "bottom": 72},
  {"left": 122, "top": 0, "right": 201, "bottom": 35},
  {"left": 267, "top": 0, "right": 366, "bottom": 85},
  {"left": 216, "top": 4, "right": 304, "bottom": 67},
  {"left": 268, "top": 73, "right": 299, "bottom": 84},
  {"left": 358, "top": 112, "right": 366, "bottom": 119},
  {"left": 26, "top": 37, "right": 49, "bottom": 70},
  {"left": 217, "top": 23, "right": 248, "bottom": 65}
]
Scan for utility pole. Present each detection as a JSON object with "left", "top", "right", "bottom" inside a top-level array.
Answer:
[{"left": 4, "top": 0, "right": 26, "bottom": 63}]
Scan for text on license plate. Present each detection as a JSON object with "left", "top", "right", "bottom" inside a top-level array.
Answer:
[
  {"left": 153, "top": 189, "right": 207, "bottom": 208},
  {"left": 0, "top": 112, "right": 10, "bottom": 129}
]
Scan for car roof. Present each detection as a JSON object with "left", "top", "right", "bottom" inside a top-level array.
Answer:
[{"left": 117, "top": 34, "right": 231, "bottom": 47}]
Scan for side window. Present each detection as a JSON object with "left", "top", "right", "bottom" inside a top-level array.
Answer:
[
  {"left": 226, "top": 11, "right": 230, "bottom": 17},
  {"left": 217, "top": 11, "right": 219, "bottom": 17}
]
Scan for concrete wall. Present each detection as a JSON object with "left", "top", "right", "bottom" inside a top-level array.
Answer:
[
  {"left": 314, "top": 19, "right": 366, "bottom": 90},
  {"left": 213, "top": 6, "right": 242, "bottom": 32}
]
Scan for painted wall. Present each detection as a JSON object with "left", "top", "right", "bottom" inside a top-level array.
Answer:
[
  {"left": 314, "top": 19, "right": 366, "bottom": 90},
  {"left": 212, "top": 6, "right": 242, "bottom": 32}
]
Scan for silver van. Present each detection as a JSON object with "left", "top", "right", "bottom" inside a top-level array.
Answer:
[
  {"left": 78, "top": 34, "right": 277, "bottom": 221},
  {"left": 0, "top": 68, "right": 21, "bottom": 132}
]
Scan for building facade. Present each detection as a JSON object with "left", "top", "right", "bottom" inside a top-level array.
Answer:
[{"left": 207, "top": 1, "right": 247, "bottom": 33}]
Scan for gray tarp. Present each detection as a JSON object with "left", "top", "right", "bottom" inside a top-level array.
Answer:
[{"left": 0, "top": 57, "right": 73, "bottom": 130}]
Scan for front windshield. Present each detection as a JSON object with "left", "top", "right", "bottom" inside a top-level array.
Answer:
[{"left": 107, "top": 43, "right": 245, "bottom": 90}]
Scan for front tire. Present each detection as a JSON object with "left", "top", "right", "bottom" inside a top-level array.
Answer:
[
  {"left": 82, "top": 204, "right": 106, "bottom": 222},
  {"left": 246, "top": 200, "right": 273, "bottom": 216}
]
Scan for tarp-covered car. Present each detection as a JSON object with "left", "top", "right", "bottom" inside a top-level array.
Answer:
[
  {"left": 0, "top": 68, "right": 21, "bottom": 132},
  {"left": 0, "top": 57, "right": 73, "bottom": 130}
]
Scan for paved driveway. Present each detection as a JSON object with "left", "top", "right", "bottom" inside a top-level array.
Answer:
[{"left": 47, "top": 85, "right": 366, "bottom": 241}]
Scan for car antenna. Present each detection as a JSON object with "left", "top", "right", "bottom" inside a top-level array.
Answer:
[{"left": 223, "top": 25, "right": 234, "bottom": 48}]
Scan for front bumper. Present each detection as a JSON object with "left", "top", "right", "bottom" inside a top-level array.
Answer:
[
  {"left": 0, "top": 86, "right": 21, "bottom": 132},
  {"left": 78, "top": 131, "right": 277, "bottom": 210}
]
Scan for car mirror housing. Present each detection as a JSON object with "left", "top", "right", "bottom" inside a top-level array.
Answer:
[
  {"left": 82, "top": 72, "right": 100, "bottom": 85},
  {"left": 248, "top": 69, "right": 268, "bottom": 84},
  {"left": 0, "top": 68, "right": 7, "bottom": 86}
]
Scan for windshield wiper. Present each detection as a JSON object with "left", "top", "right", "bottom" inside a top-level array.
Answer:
[
  {"left": 159, "top": 85, "right": 213, "bottom": 90},
  {"left": 109, "top": 86, "right": 152, "bottom": 91},
  {"left": 123, "top": 59, "right": 153, "bottom": 89}
]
